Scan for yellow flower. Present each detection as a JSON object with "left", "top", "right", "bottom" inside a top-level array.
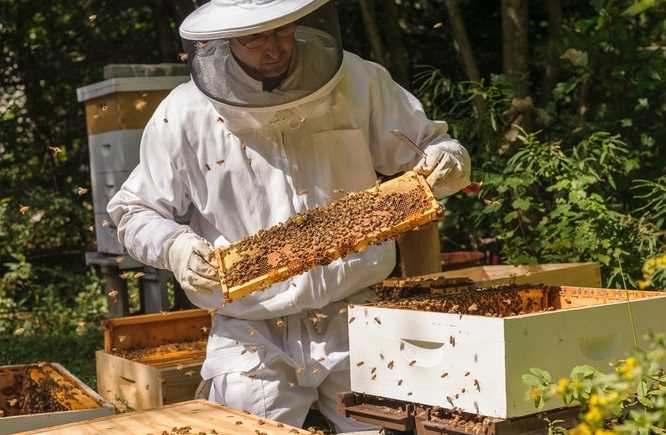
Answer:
[
  {"left": 594, "top": 430, "right": 617, "bottom": 435},
  {"left": 584, "top": 406, "right": 603, "bottom": 425},
  {"left": 590, "top": 394, "right": 609, "bottom": 406},
  {"left": 528, "top": 386, "right": 541, "bottom": 401},
  {"left": 637, "top": 279, "right": 651, "bottom": 289},
  {"left": 657, "top": 255, "right": 666, "bottom": 266},
  {"left": 556, "top": 378, "right": 570, "bottom": 395}
]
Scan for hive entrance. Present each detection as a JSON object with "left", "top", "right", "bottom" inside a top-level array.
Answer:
[{"left": 214, "top": 172, "right": 442, "bottom": 301}]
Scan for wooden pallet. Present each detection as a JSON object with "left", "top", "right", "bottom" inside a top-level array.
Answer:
[
  {"left": 17, "top": 399, "right": 314, "bottom": 434},
  {"left": 337, "top": 392, "right": 579, "bottom": 435},
  {"left": 213, "top": 171, "right": 443, "bottom": 302},
  {"left": 96, "top": 309, "right": 211, "bottom": 411},
  {"left": 0, "top": 363, "right": 113, "bottom": 435}
]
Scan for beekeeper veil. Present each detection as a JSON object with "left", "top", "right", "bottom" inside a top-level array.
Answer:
[{"left": 179, "top": 0, "right": 343, "bottom": 109}]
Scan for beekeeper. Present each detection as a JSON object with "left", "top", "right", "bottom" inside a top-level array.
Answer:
[{"left": 107, "top": 0, "right": 470, "bottom": 431}]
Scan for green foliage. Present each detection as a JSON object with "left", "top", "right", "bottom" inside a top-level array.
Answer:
[{"left": 522, "top": 334, "right": 666, "bottom": 434}]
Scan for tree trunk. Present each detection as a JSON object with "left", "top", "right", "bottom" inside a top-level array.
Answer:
[
  {"left": 501, "top": 0, "right": 529, "bottom": 96},
  {"left": 156, "top": 0, "right": 175, "bottom": 62},
  {"left": 443, "top": 0, "right": 486, "bottom": 115},
  {"left": 358, "top": 0, "right": 387, "bottom": 66},
  {"left": 381, "top": 0, "right": 411, "bottom": 87},
  {"left": 540, "top": 0, "right": 563, "bottom": 105}
]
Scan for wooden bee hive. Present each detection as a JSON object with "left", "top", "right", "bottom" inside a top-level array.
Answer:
[
  {"left": 16, "top": 399, "right": 315, "bottom": 435},
  {"left": 377, "top": 262, "right": 602, "bottom": 297},
  {"left": 0, "top": 363, "right": 113, "bottom": 435},
  {"left": 349, "top": 285, "right": 666, "bottom": 419},
  {"left": 95, "top": 309, "right": 211, "bottom": 411},
  {"left": 213, "top": 171, "right": 443, "bottom": 301}
]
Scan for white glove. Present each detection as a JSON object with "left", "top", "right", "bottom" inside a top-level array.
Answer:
[
  {"left": 165, "top": 227, "right": 219, "bottom": 293},
  {"left": 414, "top": 140, "right": 471, "bottom": 199}
]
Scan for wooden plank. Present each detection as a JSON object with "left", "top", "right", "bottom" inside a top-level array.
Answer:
[
  {"left": 381, "top": 262, "right": 602, "bottom": 290},
  {"left": 214, "top": 171, "right": 443, "bottom": 301},
  {"left": 17, "top": 400, "right": 315, "bottom": 435},
  {"left": 102, "top": 309, "right": 211, "bottom": 353},
  {"left": 84, "top": 91, "right": 169, "bottom": 135}
]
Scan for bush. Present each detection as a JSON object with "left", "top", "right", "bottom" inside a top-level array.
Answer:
[{"left": 523, "top": 334, "right": 666, "bottom": 434}]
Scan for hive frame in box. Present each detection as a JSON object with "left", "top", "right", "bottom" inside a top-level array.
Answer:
[
  {"left": 213, "top": 171, "right": 443, "bottom": 302},
  {"left": 349, "top": 285, "right": 666, "bottom": 419},
  {"left": 95, "top": 309, "right": 211, "bottom": 410},
  {"left": 0, "top": 363, "right": 114, "bottom": 435}
]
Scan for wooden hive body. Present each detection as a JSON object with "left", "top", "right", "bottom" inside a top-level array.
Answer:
[
  {"left": 0, "top": 363, "right": 114, "bottom": 435},
  {"left": 17, "top": 399, "right": 316, "bottom": 435},
  {"left": 213, "top": 171, "right": 443, "bottom": 301},
  {"left": 349, "top": 285, "right": 666, "bottom": 419},
  {"left": 95, "top": 309, "right": 211, "bottom": 411}
]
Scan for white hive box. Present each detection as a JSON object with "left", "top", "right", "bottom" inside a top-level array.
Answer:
[{"left": 349, "top": 285, "right": 666, "bottom": 419}]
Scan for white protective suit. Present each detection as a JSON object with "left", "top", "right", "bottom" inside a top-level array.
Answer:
[{"left": 107, "top": 45, "right": 469, "bottom": 428}]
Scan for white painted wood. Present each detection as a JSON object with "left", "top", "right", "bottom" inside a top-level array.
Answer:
[
  {"left": 88, "top": 129, "right": 142, "bottom": 173},
  {"left": 76, "top": 76, "right": 189, "bottom": 102},
  {"left": 349, "top": 306, "right": 507, "bottom": 418},
  {"left": 349, "top": 291, "right": 666, "bottom": 419}
]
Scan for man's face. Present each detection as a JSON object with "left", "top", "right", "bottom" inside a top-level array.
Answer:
[{"left": 230, "top": 23, "right": 296, "bottom": 81}]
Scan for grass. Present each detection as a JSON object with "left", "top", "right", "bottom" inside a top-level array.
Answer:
[{"left": 0, "top": 328, "right": 103, "bottom": 387}]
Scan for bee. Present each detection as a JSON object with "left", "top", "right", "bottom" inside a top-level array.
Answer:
[
  {"left": 297, "top": 189, "right": 308, "bottom": 196},
  {"left": 178, "top": 53, "right": 189, "bottom": 62},
  {"left": 216, "top": 159, "right": 225, "bottom": 165},
  {"left": 348, "top": 316, "right": 356, "bottom": 324},
  {"left": 76, "top": 187, "right": 89, "bottom": 196},
  {"left": 371, "top": 374, "right": 377, "bottom": 380},
  {"left": 118, "top": 335, "right": 126, "bottom": 343},
  {"left": 185, "top": 371, "right": 195, "bottom": 377},
  {"left": 464, "top": 371, "right": 470, "bottom": 377},
  {"left": 371, "top": 367, "right": 377, "bottom": 374},
  {"left": 441, "top": 372, "right": 448, "bottom": 378},
  {"left": 19, "top": 205, "right": 30, "bottom": 215},
  {"left": 356, "top": 361, "right": 365, "bottom": 367},
  {"left": 312, "top": 368, "right": 321, "bottom": 374},
  {"left": 338, "top": 307, "right": 347, "bottom": 315},
  {"left": 205, "top": 163, "right": 211, "bottom": 171},
  {"left": 248, "top": 328, "right": 256, "bottom": 337},
  {"left": 446, "top": 396, "right": 454, "bottom": 406},
  {"left": 235, "top": 421, "right": 243, "bottom": 425},
  {"left": 387, "top": 360, "right": 394, "bottom": 369},
  {"left": 449, "top": 336, "right": 456, "bottom": 347},
  {"left": 275, "top": 319, "right": 285, "bottom": 328},
  {"left": 474, "top": 379, "right": 481, "bottom": 391},
  {"left": 409, "top": 360, "right": 416, "bottom": 367},
  {"left": 397, "top": 379, "right": 403, "bottom": 386},
  {"left": 176, "top": 364, "right": 184, "bottom": 370},
  {"left": 373, "top": 317, "right": 381, "bottom": 325},
  {"left": 163, "top": 118, "right": 168, "bottom": 123},
  {"left": 201, "top": 326, "right": 209, "bottom": 334},
  {"left": 296, "top": 367, "right": 304, "bottom": 374}
]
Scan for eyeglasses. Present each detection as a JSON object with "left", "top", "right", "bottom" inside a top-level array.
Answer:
[{"left": 235, "top": 24, "right": 297, "bottom": 49}]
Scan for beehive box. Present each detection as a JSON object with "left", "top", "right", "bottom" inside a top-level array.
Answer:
[
  {"left": 379, "top": 262, "right": 602, "bottom": 293},
  {"left": 0, "top": 363, "right": 114, "bottom": 435},
  {"left": 96, "top": 309, "right": 211, "bottom": 410},
  {"left": 16, "top": 399, "right": 314, "bottom": 435},
  {"left": 349, "top": 285, "right": 666, "bottom": 419},
  {"left": 213, "top": 171, "right": 442, "bottom": 301}
]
